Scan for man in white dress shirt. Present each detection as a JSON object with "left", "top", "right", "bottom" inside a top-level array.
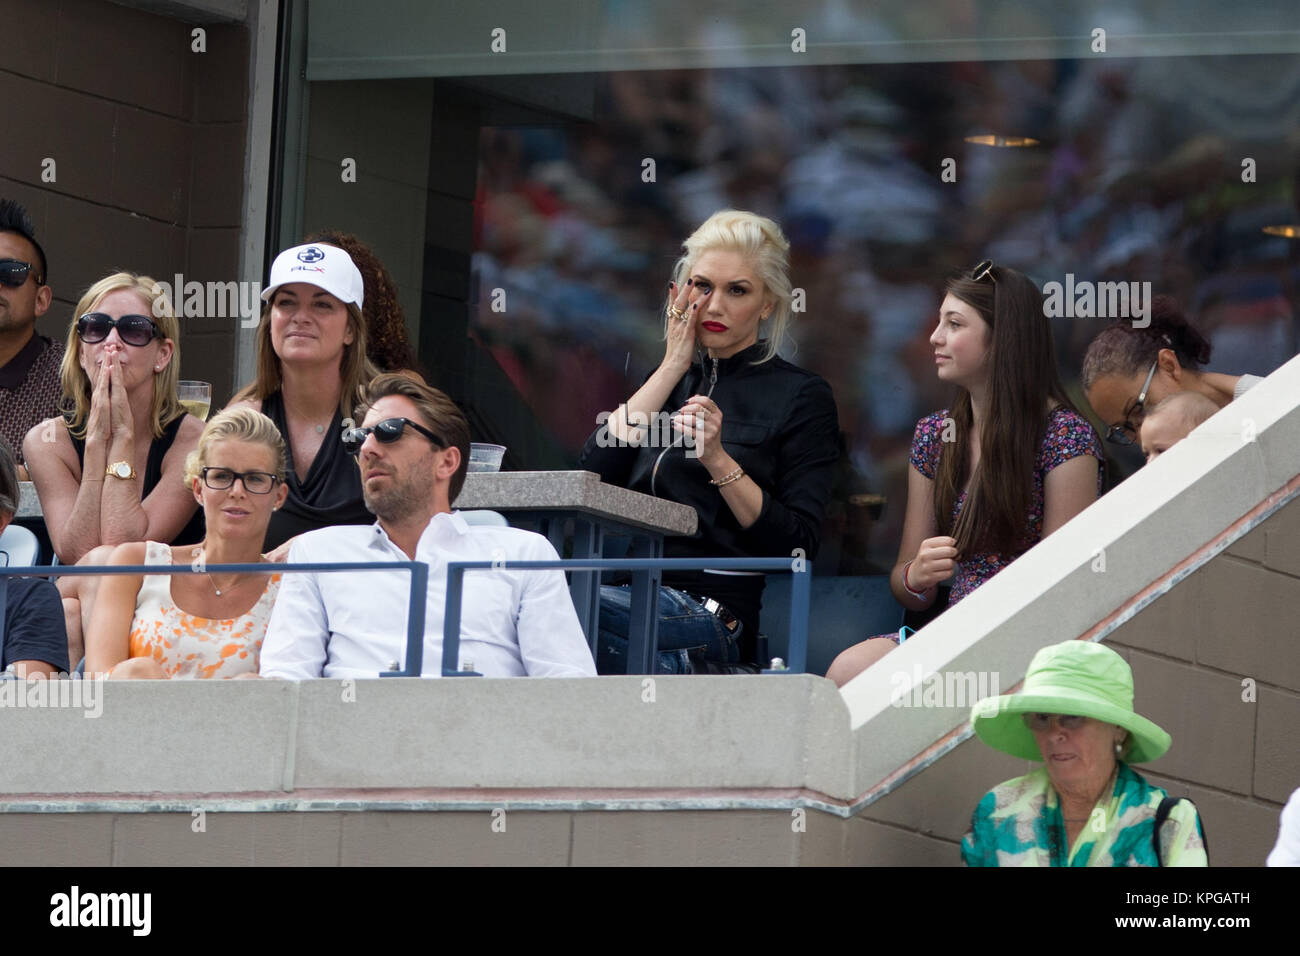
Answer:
[{"left": 259, "top": 373, "right": 595, "bottom": 679}]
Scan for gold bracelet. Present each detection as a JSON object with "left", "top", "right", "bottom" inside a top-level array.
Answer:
[{"left": 709, "top": 466, "right": 745, "bottom": 487}]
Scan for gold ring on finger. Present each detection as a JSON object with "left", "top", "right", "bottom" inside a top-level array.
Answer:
[{"left": 666, "top": 307, "right": 685, "bottom": 321}]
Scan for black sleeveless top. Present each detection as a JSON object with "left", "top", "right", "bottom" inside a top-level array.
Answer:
[
  {"left": 68, "top": 414, "right": 206, "bottom": 546},
  {"left": 261, "top": 390, "right": 373, "bottom": 551}
]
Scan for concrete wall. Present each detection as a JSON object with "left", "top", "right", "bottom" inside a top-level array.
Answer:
[{"left": 1, "top": 0, "right": 250, "bottom": 404}]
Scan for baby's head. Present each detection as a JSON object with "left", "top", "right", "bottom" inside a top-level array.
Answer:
[{"left": 1140, "top": 391, "right": 1220, "bottom": 464}]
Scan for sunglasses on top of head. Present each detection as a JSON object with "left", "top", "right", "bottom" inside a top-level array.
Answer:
[
  {"left": 0, "top": 258, "right": 43, "bottom": 288},
  {"left": 341, "top": 417, "right": 446, "bottom": 457},
  {"left": 76, "top": 313, "right": 164, "bottom": 347},
  {"left": 970, "top": 259, "right": 998, "bottom": 284}
]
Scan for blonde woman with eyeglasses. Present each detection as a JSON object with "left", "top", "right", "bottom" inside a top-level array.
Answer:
[{"left": 85, "top": 408, "right": 288, "bottom": 679}]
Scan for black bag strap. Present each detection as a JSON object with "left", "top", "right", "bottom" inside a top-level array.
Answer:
[{"left": 1153, "top": 796, "right": 1209, "bottom": 866}]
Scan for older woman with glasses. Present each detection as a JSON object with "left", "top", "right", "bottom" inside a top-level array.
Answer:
[
  {"left": 85, "top": 408, "right": 287, "bottom": 679},
  {"left": 24, "top": 272, "right": 205, "bottom": 665},
  {"left": 963, "top": 640, "right": 1208, "bottom": 866},
  {"left": 1081, "top": 295, "right": 1263, "bottom": 449}
]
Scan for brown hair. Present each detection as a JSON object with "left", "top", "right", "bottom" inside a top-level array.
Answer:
[
  {"left": 231, "top": 295, "right": 378, "bottom": 419},
  {"left": 304, "top": 229, "right": 421, "bottom": 376},
  {"left": 60, "top": 272, "right": 184, "bottom": 440},
  {"left": 359, "top": 372, "right": 470, "bottom": 502},
  {"left": 1080, "top": 296, "right": 1213, "bottom": 391},
  {"left": 934, "top": 265, "right": 1087, "bottom": 556}
]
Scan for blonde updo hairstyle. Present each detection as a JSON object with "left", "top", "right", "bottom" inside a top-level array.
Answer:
[
  {"left": 183, "top": 407, "right": 287, "bottom": 488},
  {"left": 668, "top": 210, "right": 793, "bottom": 364},
  {"left": 60, "top": 272, "right": 183, "bottom": 439}
]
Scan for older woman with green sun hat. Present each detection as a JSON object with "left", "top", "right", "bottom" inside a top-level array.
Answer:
[{"left": 962, "top": 640, "right": 1208, "bottom": 867}]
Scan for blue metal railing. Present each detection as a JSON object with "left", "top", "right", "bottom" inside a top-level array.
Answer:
[
  {"left": 443, "top": 556, "right": 812, "bottom": 675},
  {"left": 0, "top": 561, "right": 455, "bottom": 678},
  {"left": 2, "top": 556, "right": 813, "bottom": 678}
]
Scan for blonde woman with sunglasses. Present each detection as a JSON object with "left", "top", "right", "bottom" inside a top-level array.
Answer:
[{"left": 24, "top": 272, "right": 205, "bottom": 665}]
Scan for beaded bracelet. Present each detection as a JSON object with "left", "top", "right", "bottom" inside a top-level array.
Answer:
[{"left": 709, "top": 466, "right": 745, "bottom": 487}]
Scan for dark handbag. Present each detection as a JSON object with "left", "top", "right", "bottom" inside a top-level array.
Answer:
[{"left": 1153, "top": 796, "right": 1210, "bottom": 866}]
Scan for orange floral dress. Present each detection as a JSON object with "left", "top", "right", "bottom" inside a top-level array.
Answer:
[{"left": 127, "top": 541, "right": 281, "bottom": 678}]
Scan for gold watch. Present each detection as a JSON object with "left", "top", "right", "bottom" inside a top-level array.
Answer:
[{"left": 106, "top": 461, "right": 137, "bottom": 480}]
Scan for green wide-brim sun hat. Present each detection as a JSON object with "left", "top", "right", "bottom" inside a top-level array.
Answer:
[{"left": 970, "top": 640, "right": 1171, "bottom": 763}]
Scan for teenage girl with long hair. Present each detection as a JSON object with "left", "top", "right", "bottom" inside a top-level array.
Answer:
[{"left": 828, "top": 261, "right": 1103, "bottom": 686}]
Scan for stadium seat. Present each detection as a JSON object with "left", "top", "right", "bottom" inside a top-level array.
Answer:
[
  {"left": 759, "top": 574, "right": 904, "bottom": 677},
  {"left": 0, "top": 524, "right": 40, "bottom": 568}
]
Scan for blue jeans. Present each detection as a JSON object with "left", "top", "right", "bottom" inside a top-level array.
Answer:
[{"left": 596, "top": 584, "right": 743, "bottom": 675}]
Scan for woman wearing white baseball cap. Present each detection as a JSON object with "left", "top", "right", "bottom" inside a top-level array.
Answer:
[{"left": 228, "top": 242, "right": 378, "bottom": 552}]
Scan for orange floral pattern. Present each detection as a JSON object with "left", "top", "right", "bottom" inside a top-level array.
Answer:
[{"left": 127, "top": 541, "right": 281, "bottom": 679}]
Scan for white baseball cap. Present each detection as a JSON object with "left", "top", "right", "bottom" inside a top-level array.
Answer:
[{"left": 261, "top": 243, "right": 365, "bottom": 308}]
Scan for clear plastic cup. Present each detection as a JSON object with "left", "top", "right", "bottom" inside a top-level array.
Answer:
[{"left": 468, "top": 443, "right": 506, "bottom": 472}]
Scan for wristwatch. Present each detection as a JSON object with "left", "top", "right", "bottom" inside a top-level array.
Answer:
[{"left": 106, "top": 461, "right": 137, "bottom": 480}]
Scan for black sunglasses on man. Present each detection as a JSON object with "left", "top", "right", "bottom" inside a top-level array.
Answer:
[
  {"left": 0, "top": 258, "right": 43, "bottom": 288},
  {"left": 342, "top": 417, "right": 446, "bottom": 457}
]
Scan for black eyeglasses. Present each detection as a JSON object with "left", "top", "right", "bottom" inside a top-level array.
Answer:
[
  {"left": 970, "top": 259, "right": 997, "bottom": 284},
  {"left": 199, "top": 467, "right": 280, "bottom": 494},
  {"left": 1104, "top": 358, "right": 1160, "bottom": 446},
  {"left": 342, "top": 417, "right": 445, "bottom": 457},
  {"left": 0, "top": 258, "right": 42, "bottom": 288},
  {"left": 76, "top": 313, "right": 164, "bottom": 347}
]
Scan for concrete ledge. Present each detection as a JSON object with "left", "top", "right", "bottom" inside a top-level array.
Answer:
[
  {"left": 0, "top": 678, "right": 298, "bottom": 794},
  {"left": 0, "top": 674, "right": 855, "bottom": 801}
]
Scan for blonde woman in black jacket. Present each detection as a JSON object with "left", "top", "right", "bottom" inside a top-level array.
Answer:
[{"left": 579, "top": 210, "right": 839, "bottom": 674}]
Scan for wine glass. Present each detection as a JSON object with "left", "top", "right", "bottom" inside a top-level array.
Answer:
[{"left": 178, "top": 381, "right": 212, "bottom": 421}]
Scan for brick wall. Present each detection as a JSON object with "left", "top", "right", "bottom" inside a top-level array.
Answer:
[{"left": 0, "top": 0, "right": 250, "bottom": 404}]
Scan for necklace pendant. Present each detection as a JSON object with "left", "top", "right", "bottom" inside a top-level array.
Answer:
[
  {"left": 214, "top": 588, "right": 222, "bottom": 596},
  {"left": 315, "top": 424, "right": 325, "bottom": 434}
]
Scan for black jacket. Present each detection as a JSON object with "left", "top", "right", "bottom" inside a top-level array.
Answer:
[{"left": 578, "top": 341, "right": 840, "bottom": 658}]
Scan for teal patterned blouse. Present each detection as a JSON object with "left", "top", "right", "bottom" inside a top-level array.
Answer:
[{"left": 962, "top": 762, "right": 1207, "bottom": 867}]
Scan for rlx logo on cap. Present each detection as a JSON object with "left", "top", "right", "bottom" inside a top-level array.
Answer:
[{"left": 297, "top": 246, "right": 326, "bottom": 263}]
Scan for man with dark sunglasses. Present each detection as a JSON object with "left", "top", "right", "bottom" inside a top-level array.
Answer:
[
  {"left": 260, "top": 373, "right": 595, "bottom": 679},
  {"left": 0, "top": 199, "right": 61, "bottom": 478}
]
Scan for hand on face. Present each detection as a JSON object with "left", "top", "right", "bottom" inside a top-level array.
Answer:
[
  {"left": 84, "top": 348, "right": 115, "bottom": 443},
  {"left": 78, "top": 290, "right": 171, "bottom": 435},
  {"left": 686, "top": 249, "right": 769, "bottom": 361},
  {"left": 663, "top": 278, "right": 709, "bottom": 374}
]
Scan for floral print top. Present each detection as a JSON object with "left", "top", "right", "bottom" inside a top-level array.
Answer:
[
  {"left": 128, "top": 541, "right": 281, "bottom": 678},
  {"left": 910, "top": 406, "right": 1103, "bottom": 605}
]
